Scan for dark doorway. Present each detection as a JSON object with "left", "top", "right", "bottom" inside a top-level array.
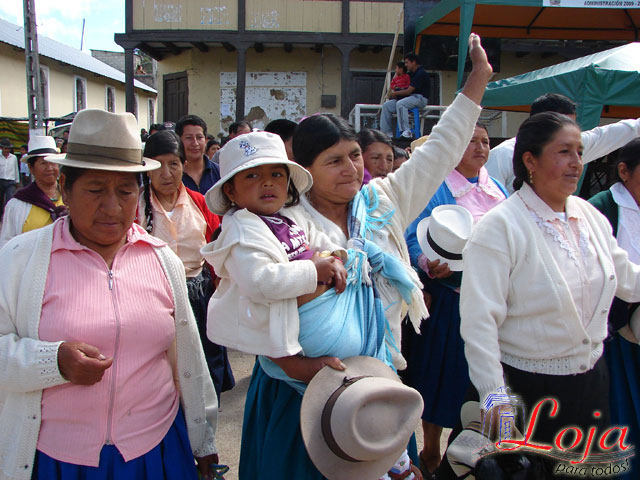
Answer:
[
  {"left": 347, "top": 71, "right": 386, "bottom": 128},
  {"left": 163, "top": 72, "right": 188, "bottom": 122}
]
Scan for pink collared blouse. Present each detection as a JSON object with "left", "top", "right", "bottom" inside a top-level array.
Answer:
[
  {"left": 444, "top": 167, "right": 506, "bottom": 223},
  {"left": 37, "top": 218, "right": 179, "bottom": 466}
]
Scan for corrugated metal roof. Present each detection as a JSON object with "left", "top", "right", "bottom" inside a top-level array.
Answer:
[{"left": 0, "top": 17, "right": 156, "bottom": 93}]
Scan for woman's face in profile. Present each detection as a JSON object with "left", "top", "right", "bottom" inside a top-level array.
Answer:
[
  {"left": 61, "top": 170, "right": 140, "bottom": 252},
  {"left": 525, "top": 124, "right": 583, "bottom": 209}
]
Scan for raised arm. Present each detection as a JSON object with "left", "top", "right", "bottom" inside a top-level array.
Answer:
[{"left": 378, "top": 34, "right": 494, "bottom": 229}]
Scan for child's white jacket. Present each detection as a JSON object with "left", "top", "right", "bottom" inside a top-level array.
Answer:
[{"left": 201, "top": 208, "right": 336, "bottom": 357}]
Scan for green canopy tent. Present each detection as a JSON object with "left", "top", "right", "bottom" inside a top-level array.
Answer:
[
  {"left": 481, "top": 42, "right": 640, "bottom": 130},
  {"left": 413, "top": 0, "right": 640, "bottom": 91}
]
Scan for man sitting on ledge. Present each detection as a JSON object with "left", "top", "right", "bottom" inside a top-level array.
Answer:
[{"left": 380, "top": 52, "right": 430, "bottom": 139}]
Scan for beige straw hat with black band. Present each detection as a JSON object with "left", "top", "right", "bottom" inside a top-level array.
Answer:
[
  {"left": 45, "top": 109, "right": 160, "bottom": 172},
  {"left": 300, "top": 356, "right": 423, "bottom": 480}
]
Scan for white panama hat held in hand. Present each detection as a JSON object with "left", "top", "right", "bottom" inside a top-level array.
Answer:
[{"left": 417, "top": 204, "right": 474, "bottom": 272}]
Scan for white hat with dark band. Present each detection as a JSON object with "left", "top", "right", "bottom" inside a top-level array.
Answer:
[
  {"left": 21, "top": 136, "right": 58, "bottom": 163},
  {"left": 417, "top": 204, "right": 474, "bottom": 272}
]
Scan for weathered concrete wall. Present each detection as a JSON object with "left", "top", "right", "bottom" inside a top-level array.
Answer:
[{"left": 157, "top": 46, "right": 346, "bottom": 135}]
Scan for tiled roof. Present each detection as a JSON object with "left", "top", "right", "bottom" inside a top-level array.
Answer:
[{"left": 0, "top": 17, "right": 155, "bottom": 93}]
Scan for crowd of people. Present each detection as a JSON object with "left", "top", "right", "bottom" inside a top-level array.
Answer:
[{"left": 2, "top": 33, "right": 640, "bottom": 480}]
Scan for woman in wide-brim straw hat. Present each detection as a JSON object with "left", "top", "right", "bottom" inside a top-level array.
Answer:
[
  {"left": 0, "top": 109, "right": 220, "bottom": 480},
  {"left": 0, "top": 135, "right": 66, "bottom": 248}
]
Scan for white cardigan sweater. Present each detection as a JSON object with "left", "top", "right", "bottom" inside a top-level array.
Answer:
[
  {"left": 0, "top": 198, "right": 32, "bottom": 248},
  {"left": 287, "top": 93, "right": 482, "bottom": 364},
  {"left": 460, "top": 185, "right": 640, "bottom": 407},
  {"left": 202, "top": 208, "right": 322, "bottom": 357},
  {"left": 0, "top": 224, "right": 218, "bottom": 480}
]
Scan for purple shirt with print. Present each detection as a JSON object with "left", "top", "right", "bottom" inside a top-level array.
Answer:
[{"left": 259, "top": 213, "right": 315, "bottom": 261}]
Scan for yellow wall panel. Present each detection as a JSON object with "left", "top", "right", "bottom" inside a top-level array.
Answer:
[
  {"left": 246, "top": 0, "right": 340, "bottom": 32},
  {"left": 133, "top": 0, "right": 237, "bottom": 31},
  {"left": 350, "top": 2, "right": 402, "bottom": 34}
]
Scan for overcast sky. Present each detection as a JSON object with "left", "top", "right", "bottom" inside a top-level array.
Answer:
[{"left": 1, "top": 0, "right": 124, "bottom": 52}]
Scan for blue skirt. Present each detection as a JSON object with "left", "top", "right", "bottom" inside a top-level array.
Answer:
[
  {"left": 605, "top": 332, "right": 640, "bottom": 479},
  {"left": 401, "top": 281, "right": 469, "bottom": 428},
  {"left": 239, "top": 360, "right": 418, "bottom": 479},
  {"left": 32, "top": 407, "right": 198, "bottom": 480}
]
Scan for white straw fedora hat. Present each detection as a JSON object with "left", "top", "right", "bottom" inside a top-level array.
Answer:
[
  {"left": 205, "top": 131, "right": 312, "bottom": 215},
  {"left": 45, "top": 109, "right": 159, "bottom": 172},
  {"left": 416, "top": 204, "right": 474, "bottom": 272},
  {"left": 300, "top": 356, "right": 423, "bottom": 480},
  {"left": 21, "top": 136, "right": 58, "bottom": 163}
]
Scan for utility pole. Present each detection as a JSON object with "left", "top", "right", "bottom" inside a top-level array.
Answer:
[{"left": 23, "top": 0, "right": 46, "bottom": 136}]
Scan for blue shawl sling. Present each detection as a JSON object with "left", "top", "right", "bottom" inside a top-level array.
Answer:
[{"left": 259, "top": 185, "right": 418, "bottom": 394}]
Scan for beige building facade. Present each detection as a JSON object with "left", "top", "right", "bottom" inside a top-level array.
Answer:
[{"left": 0, "top": 18, "right": 156, "bottom": 130}]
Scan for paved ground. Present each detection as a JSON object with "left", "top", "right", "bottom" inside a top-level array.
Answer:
[{"left": 216, "top": 349, "right": 451, "bottom": 480}]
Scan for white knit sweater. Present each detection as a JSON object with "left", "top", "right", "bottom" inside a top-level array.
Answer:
[
  {"left": 286, "top": 93, "right": 482, "bottom": 368},
  {"left": 0, "top": 224, "right": 218, "bottom": 480},
  {"left": 460, "top": 184, "right": 640, "bottom": 407}
]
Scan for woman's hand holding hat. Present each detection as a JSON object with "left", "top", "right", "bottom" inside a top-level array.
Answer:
[
  {"left": 57, "top": 341, "right": 113, "bottom": 385},
  {"left": 267, "top": 355, "right": 347, "bottom": 385},
  {"left": 426, "top": 258, "right": 453, "bottom": 280}
]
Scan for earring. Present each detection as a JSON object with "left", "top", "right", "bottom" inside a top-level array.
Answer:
[{"left": 528, "top": 170, "right": 534, "bottom": 185}]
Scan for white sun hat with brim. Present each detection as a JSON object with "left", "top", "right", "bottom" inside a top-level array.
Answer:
[
  {"left": 21, "top": 136, "right": 58, "bottom": 163},
  {"left": 300, "top": 356, "right": 423, "bottom": 480},
  {"left": 417, "top": 204, "right": 474, "bottom": 272},
  {"left": 45, "top": 109, "right": 160, "bottom": 172},
  {"left": 205, "top": 131, "right": 313, "bottom": 215}
]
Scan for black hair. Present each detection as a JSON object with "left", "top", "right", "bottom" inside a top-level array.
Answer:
[
  {"left": 356, "top": 129, "right": 393, "bottom": 155},
  {"left": 264, "top": 119, "right": 298, "bottom": 142},
  {"left": 617, "top": 138, "right": 640, "bottom": 179},
  {"left": 142, "top": 130, "right": 184, "bottom": 233},
  {"left": 393, "top": 145, "right": 409, "bottom": 160},
  {"left": 229, "top": 121, "right": 252, "bottom": 136},
  {"left": 530, "top": 93, "right": 576, "bottom": 117},
  {"left": 292, "top": 114, "right": 358, "bottom": 168},
  {"left": 512, "top": 112, "right": 579, "bottom": 191},
  {"left": 206, "top": 138, "right": 221, "bottom": 151},
  {"left": 396, "top": 61, "right": 407, "bottom": 74},
  {"left": 175, "top": 114, "right": 208, "bottom": 137},
  {"left": 221, "top": 165, "right": 301, "bottom": 212},
  {"left": 403, "top": 52, "right": 420, "bottom": 64},
  {"left": 21, "top": 144, "right": 28, "bottom": 150},
  {"left": 59, "top": 165, "right": 86, "bottom": 190},
  {"left": 475, "top": 122, "right": 489, "bottom": 134}
]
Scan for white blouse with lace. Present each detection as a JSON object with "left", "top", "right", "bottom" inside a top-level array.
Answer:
[{"left": 518, "top": 185, "right": 604, "bottom": 329}]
